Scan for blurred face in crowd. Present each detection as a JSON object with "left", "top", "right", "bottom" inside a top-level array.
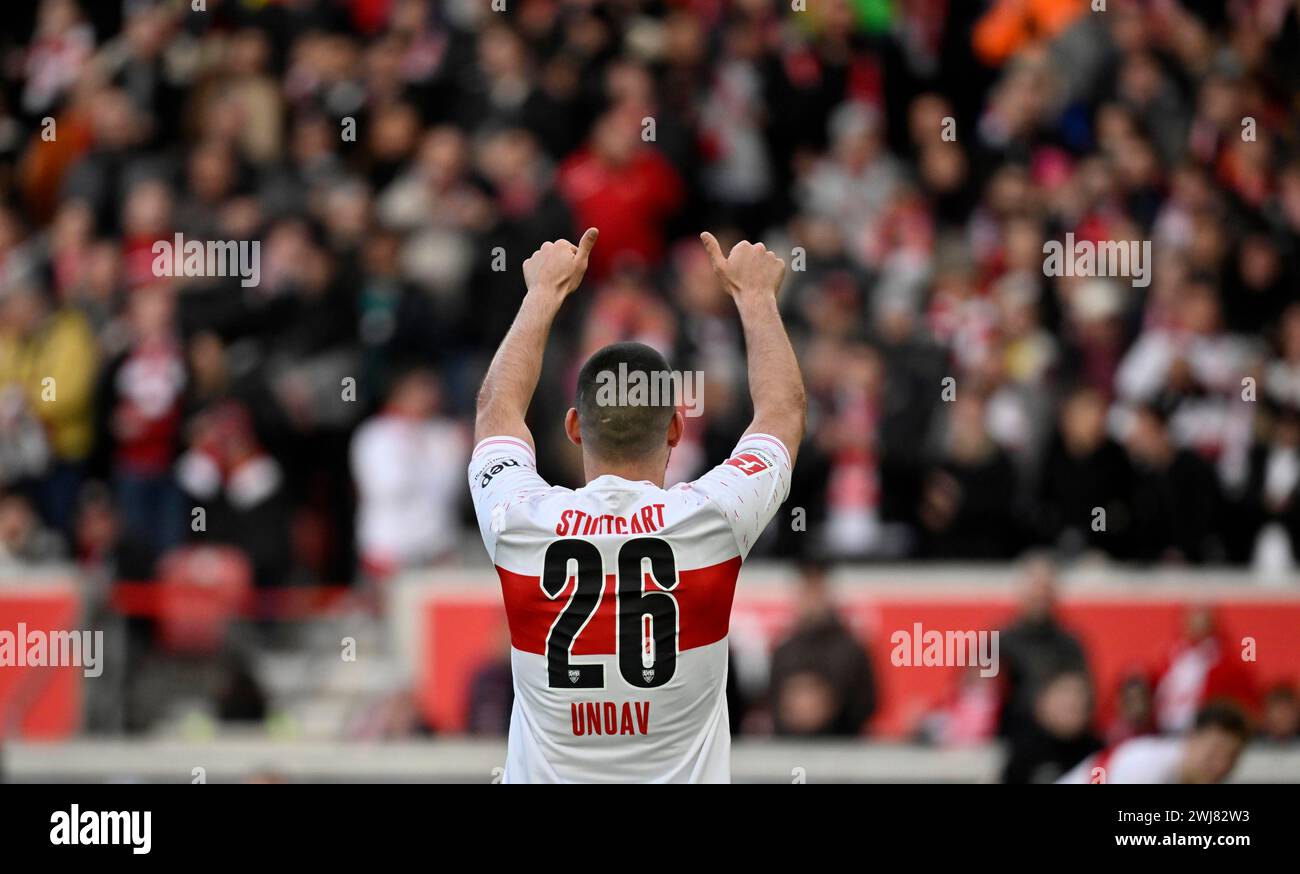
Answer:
[
  {"left": 1034, "top": 672, "right": 1092, "bottom": 740},
  {"left": 986, "top": 166, "right": 1033, "bottom": 217},
  {"left": 189, "top": 143, "right": 237, "bottom": 203},
  {"left": 50, "top": 200, "right": 92, "bottom": 253},
  {"left": 124, "top": 5, "right": 170, "bottom": 59},
  {"left": 188, "top": 332, "right": 227, "bottom": 396},
  {"left": 1126, "top": 408, "right": 1171, "bottom": 467},
  {"left": 777, "top": 672, "right": 838, "bottom": 735},
  {"left": 1183, "top": 605, "right": 1216, "bottom": 643},
  {"left": 0, "top": 286, "right": 46, "bottom": 336},
  {"left": 1278, "top": 305, "right": 1300, "bottom": 362},
  {"left": 123, "top": 180, "right": 172, "bottom": 238},
  {"left": 1178, "top": 283, "right": 1221, "bottom": 335},
  {"left": 907, "top": 93, "right": 952, "bottom": 147},
  {"left": 1018, "top": 558, "right": 1057, "bottom": 623},
  {"left": 1262, "top": 690, "right": 1300, "bottom": 741},
  {"left": 370, "top": 102, "right": 420, "bottom": 164},
  {"left": 662, "top": 10, "right": 706, "bottom": 67},
  {"left": 37, "top": 0, "right": 80, "bottom": 35},
  {"left": 606, "top": 60, "right": 654, "bottom": 108},
  {"left": 1181, "top": 725, "right": 1246, "bottom": 784},
  {"left": 389, "top": 371, "right": 440, "bottom": 419},
  {"left": 478, "top": 128, "right": 538, "bottom": 189},
  {"left": 324, "top": 182, "right": 372, "bottom": 244},
  {"left": 795, "top": 564, "right": 832, "bottom": 621},
  {"left": 1238, "top": 234, "right": 1281, "bottom": 290},
  {"left": 90, "top": 89, "right": 143, "bottom": 150},
  {"left": 1117, "top": 678, "right": 1153, "bottom": 727},
  {"left": 1188, "top": 211, "right": 1228, "bottom": 273},
  {"left": 75, "top": 491, "right": 119, "bottom": 556},
  {"left": 1279, "top": 164, "right": 1300, "bottom": 230},
  {"left": 591, "top": 108, "right": 642, "bottom": 167},
  {"left": 128, "top": 284, "right": 175, "bottom": 342},
  {"left": 919, "top": 144, "right": 967, "bottom": 196},
  {"left": 479, "top": 24, "right": 527, "bottom": 81},
  {"left": 1096, "top": 104, "right": 1138, "bottom": 154},
  {"left": 0, "top": 494, "right": 37, "bottom": 551},
  {"left": 947, "top": 394, "right": 991, "bottom": 462},
  {"left": 391, "top": 0, "right": 431, "bottom": 34},
  {"left": 1119, "top": 52, "right": 1164, "bottom": 105},
  {"left": 831, "top": 111, "right": 882, "bottom": 173},
  {"left": 292, "top": 114, "right": 334, "bottom": 166},
  {"left": 418, "top": 127, "right": 468, "bottom": 187},
  {"left": 1061, "top": 388, "right": 1108, "bottom": 456},
  {"left": 363, "top": 231, "right": 402, "bottom": 277}
]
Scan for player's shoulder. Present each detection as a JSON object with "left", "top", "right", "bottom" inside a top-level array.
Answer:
[
  {"left": 1112, "top": 735, "right": 1181, "bottom": 763},
  {"left": 1106, "top": 736, "right": 1184, "bottom": 783}
]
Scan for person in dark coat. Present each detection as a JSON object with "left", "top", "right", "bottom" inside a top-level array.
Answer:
[
  {"left": 769, "top": 560, "right": 877, "bottom": 737},
  {"left": 997, "top": 557, "right": 1091, "bottom": 740}
]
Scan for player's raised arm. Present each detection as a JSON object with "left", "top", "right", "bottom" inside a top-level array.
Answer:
[
  {"left": 474, "top": 228, "right": 599, "bottom": 447},
  {"left": 700, "top": 231, "right": 806, "bottom": 463}
]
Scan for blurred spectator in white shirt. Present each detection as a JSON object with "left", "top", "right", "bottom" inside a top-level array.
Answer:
[{"left": 351, "top": 368, "right": 467, "bottom": 577}]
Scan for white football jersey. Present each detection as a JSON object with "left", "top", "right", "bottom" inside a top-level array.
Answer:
[
  {"left": 468, "top": 433, "right": 792, "bottom": 783},
  {"left": 1056, "top": 737, "right": 1186, "bottom": 784}
]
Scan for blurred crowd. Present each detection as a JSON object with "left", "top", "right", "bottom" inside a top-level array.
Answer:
[
  {"left": 2, "top": 0, "right": 1300, "bottom": 587},
  {"left": 756, "top": 558, "right": 1293, "bottom": 779}
]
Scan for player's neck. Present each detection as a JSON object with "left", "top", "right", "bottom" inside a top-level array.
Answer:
[{"left": 583, "top": 455, "right": 667, "bottom": 488}]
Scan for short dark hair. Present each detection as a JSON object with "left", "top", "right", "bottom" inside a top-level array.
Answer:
[
  {"left": 575, "top": 342, "right": 676, "bottom": 460},
  {"left": 1194, "top": 701, "right": 1251, "bottom": 741}
]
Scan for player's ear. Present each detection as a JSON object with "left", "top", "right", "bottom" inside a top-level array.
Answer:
[
  {"left": 564, "top": 408, "right": 582, "bottom": 446},
  {"left": 666, "top": 410, "right": 685, "bottom": 448}
]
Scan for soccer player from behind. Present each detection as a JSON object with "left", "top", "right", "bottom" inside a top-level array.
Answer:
[
  {"left": 1056, "top": 703, "right": 1251, "bottom": 784},
  {"left": 469, "top": 228, "right": 805, "bottom": 782}
]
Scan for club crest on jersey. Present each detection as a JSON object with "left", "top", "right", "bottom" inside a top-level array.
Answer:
[
  {"left": 642, "top": 669, "right": 655, "bottom": 683},
  {"left": 725, "top": 451, "right": 770, "bottom": 476},
  {"left": 568, "top": 669, "right": 580, "bottom": 684}
]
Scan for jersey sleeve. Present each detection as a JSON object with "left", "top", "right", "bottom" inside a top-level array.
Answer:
[
  {"left": 467, "top": 436, "right": 552, "bottom": 560},
  {"left": 686, "top": 432, "right": 793, "bottom": 559}
]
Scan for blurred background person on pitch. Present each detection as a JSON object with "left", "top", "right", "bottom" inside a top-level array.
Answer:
[
  {"left": 997, "top": 558, "right": 1090, "bottom": 740},
  {"left": 1002, "top": 669, "right": 1102, "bottom": 784},
  {"left": 1152, "top": 604, "right": 1258, "bottom": 734},
  {"left": 1058, "top": 703, "right": 1251, "bottom": 784},
  {"left": 768, "top": 560, "right": 877, "bottom": 737}
]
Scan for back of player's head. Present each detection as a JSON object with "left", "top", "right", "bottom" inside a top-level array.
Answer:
[
  {"left": 1194, "top": 701, "right": 1251, "bottom": 742},
  {"left": 575, "top": 342, "right": 676, "bottom": 461}
]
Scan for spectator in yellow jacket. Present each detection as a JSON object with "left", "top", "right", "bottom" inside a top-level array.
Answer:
[{"left": 0, "top": 264, "right": 98, "bottom": 534}]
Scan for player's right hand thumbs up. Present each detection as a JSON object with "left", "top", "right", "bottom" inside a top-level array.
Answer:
[
  {"left": 523, "top": 228, "right": 599, "bottom": 300},
  {"left": 700, "top": 232, "right": 786, "bottom": 300}
]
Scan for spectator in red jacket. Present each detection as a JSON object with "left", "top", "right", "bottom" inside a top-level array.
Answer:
[
  {"left": 557, "top": 104, "right": 684, "bottom": 280},
  {"left": 1153, "top": 605, "right": 1258, "bottom": 734}
]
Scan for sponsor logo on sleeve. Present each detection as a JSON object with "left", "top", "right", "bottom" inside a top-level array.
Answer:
[
  {"left": 725, "top": 451, "right": 771, "bottom": 476},
  {"left": 476, "top": 456, "right": 521, "bottom": 488}
]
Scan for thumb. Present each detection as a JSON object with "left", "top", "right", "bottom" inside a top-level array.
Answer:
[
  {"left": 576, "top": 227, "right": 599, "bottom": 262},
  {"left": 699, "top": 231, "right": 727, "bottom": 273}
]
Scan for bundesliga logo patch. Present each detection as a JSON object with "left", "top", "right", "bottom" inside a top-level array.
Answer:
[{"left": 725, "top": 451, "right": 771, "bottom": 476}]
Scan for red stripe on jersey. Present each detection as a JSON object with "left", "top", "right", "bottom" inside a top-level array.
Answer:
[{"left": 496, "top": 556, "right": 742, "bottom": 656}]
